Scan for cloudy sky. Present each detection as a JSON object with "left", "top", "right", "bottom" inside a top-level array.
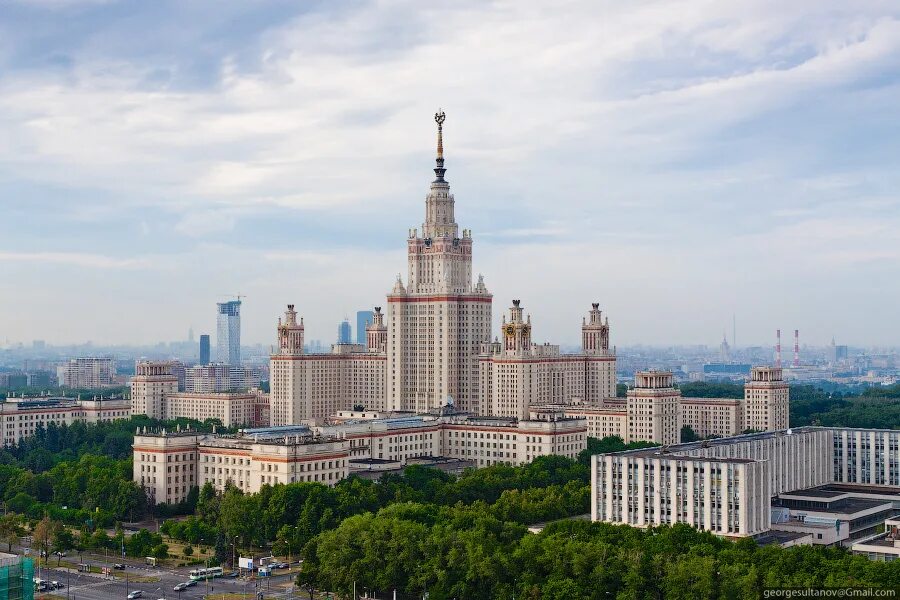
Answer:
[{"left": 1, "top": 0, "right": 898, "bottom": 348}]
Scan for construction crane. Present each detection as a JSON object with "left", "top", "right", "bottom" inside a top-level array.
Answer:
[{"left": 218, "top": 293, "right": 247, "bottom": 302}]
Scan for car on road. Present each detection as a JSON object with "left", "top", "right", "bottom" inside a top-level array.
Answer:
[
  {"left": 184, "top": 580, "right": 197, "bottom": 587},
  {"left": 226, "top": 572, "right": 239, "bottom": 578},
  {"left": 276, "top": 562, "right": 290, "bottom": 569},
  {"left": 114, "top": 563, "right": 127, "bottom": 570},
  {"left": 51, "top": 581, "right": 63, "bottom": 589},
  {"left": 127, "top": 591, "right": 143, "bottom": 599},
  {"left": 174, "top": 583, "right": 189, "bottom": 591},
  {"left": 54, "top": 551, "right": 66, "bottom": 557}
]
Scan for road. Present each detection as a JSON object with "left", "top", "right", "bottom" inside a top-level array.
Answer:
[{"left": 31, "top": 557, "right": 302, "bottom": 600}]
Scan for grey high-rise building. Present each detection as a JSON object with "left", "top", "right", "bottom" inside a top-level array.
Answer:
[
  {"left": 337, "top": 319, "right": 352, "bottom": 344},
  {"left": 217, "top": 300, "right": 241, "bottom": 365},
  {"left": 199, "top": 334, "right": 210, "bottom": 365},
  {"left": 356, "top": 310, "right": 374, "bottom": 345}
]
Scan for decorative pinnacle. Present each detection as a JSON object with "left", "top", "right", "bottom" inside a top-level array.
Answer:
[{"left": 433, "top": 109, "right": 447, "bottom": 182}]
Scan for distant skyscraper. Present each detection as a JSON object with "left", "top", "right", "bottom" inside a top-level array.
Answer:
[
  {"left": 356, "top": 310, "right": 374, "bottom": 345},
  {"left": 217, "top": 300, "right": 242, "bottom": 365},
  {"left": 199, "top": 334, "right": 210, "bottom": 365},
  {"left": 188, "top": 326, "right": 195, "bottom": 343},
  {"left": 337, "top": 318, "right": 352, "bottom": 344}
]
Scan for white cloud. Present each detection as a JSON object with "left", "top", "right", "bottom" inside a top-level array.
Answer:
[
  {"left": 0, "top": 1, "right": 898, "bottom": 345},
  {"left": 0, "top": 251, "right": 152, "bottom": 269}
]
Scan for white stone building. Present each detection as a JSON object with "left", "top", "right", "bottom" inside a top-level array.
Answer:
[
  {"left": 1, "top": 395, "right": 131, "bottom": 446},
  {"left": 131, "top": 361, "right": 179, "bottom": 417},
  {"left": 270, "top": 306, "right": 387, "bottom": 425},
  {"left": 744, "top": 366, "right": 790, "bottom": 432},
  {"left": 133, "top": 426, "right": 350, "bottom": 505},
  {"left": 477, "top": 301, "right": 616, "bottom": 420},
  {"left": 133, "top": 406, "right": 588, "bottom": 505},
  {"left": 592, "top": 426, "right": 900, "bottom": 540},
  {"left": 626, "top": 371, "right": 682, "bottom": 446}
]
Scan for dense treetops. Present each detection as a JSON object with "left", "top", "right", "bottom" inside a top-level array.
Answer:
[
  {"left": 299, "top": 509, "right": 900, "bottom": 599},
  {"left": 678, "top": 381, "right": 900, "bottom": 429}
]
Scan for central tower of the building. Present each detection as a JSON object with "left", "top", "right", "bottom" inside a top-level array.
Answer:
[{"left": 387, "top": 111, "right": 492, "bottom": 414}]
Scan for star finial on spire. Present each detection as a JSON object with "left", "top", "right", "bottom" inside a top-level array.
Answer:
[{"left": 433, "top": 109, "right": 447, "bottom": 182}]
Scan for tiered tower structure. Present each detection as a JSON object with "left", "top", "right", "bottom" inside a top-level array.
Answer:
[
  {"left": 743, "top": 366, "right": 789, "bottom": 432},
  {"left": 366, "top": 307, "right": 388, "bottom": 353},
  {"left": 479, "top": 302, "right": 616, "bottom": 420},
  {"left": 278, "top": 304, "right": 305, "bottom": 355},
  {"left": 387, "top": 111, "right": 493, "bottom": 414},
  {"left": 626, "top": 370, "right": 682, "bottom": 445},
  {"left": 131, "top": 361, "right": 178, "bottom": 418},
  {"left": 581, "top": 303, "right": 609, "bottom": 354}
]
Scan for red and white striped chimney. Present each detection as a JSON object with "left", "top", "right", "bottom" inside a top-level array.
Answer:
[
  {"left": 793, "top": 329, "right": 800, "bottom": 368},
  {"left": 776, "top": 329, "right": 782, "bottom": 367}
]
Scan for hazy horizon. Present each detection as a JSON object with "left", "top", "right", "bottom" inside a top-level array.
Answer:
[{"left": 1, "top": 1, "right": 899, "bottom": 348}]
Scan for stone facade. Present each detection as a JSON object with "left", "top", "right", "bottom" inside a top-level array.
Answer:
[
  {"left": 1, "top": 395, "right": 130, "bottom": 446},
  {"left": 478, "top": 301, "right": 616, "bottom": 420}
]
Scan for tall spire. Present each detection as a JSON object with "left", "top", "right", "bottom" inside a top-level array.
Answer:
[{"left": 434, "top": 109, "right": 446, "bottom": 182}]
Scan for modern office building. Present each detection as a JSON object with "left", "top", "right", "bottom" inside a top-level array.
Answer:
[
  {"left": 1, "top": 394, "right": 131, "bottom": 446},
  {"left": 216, "top": 300, "right": 242, "bottom": 365},
  {"left": 56, "top": 357, "right": 115, "bottom": 388},
  {"left": 591, "top": 427, "right": 900, "bottom": 540},
  {"left": 199, "top": 334, "right": 211, "bottom": 365},
  {"left": 356, "top": 310, "right": 375, "bottom": 345},
  {"left": 337, "top": 319, "right": 352, "bottom": 344}
]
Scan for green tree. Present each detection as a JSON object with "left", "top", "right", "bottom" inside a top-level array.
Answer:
[
  {"left": 680, "top": 425, "right": 700, "bottom": 442},
  {"left": 0, "top": 514, "right": 25, "bottom": 552}
]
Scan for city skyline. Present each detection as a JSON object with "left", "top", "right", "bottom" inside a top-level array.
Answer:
[{"left": 1, "top": 1, "right": 899, "bottom": 347}]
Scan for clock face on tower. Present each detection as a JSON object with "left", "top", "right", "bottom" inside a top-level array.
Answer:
[{"left": 505, "top": 324, "right": 516, "bottom": 336}]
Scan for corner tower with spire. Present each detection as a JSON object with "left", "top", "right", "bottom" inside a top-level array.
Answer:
[{"left": 388, "top": 110, "right": 493, "bottom": 414}]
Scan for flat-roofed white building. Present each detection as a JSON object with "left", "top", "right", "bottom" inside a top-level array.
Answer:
[
  {"left": 134, "top": 406, "right": 588, "bottom": 505},
  {"left": 681, "top": 397, "right": 743, "bottom": 439},
  {"left": 1, "top": 395, "right": 130, "bottom": 446},
  {"left": 163, "top": 392, "right": 258, "bottom": 427},
  {"left": 133, "top": 426, "right": 350, "bottom": 505},
  {"left": 591, "top": 427, "right": 900, "bottom": 540}
]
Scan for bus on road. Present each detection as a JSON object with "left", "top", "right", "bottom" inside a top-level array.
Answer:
[{"left": 189, "top": 567, "right": 224, "bottom": 581}]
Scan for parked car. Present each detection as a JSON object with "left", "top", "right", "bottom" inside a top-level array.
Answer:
[
  {"left": 127, "top": 591, "right": 143, "bottom": 599},
  {"left": 173, "top": 583, "right": 188, "bottom": 592},
  {"left": 114, "top": 564, "right": 126, "bottom": 570}
]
